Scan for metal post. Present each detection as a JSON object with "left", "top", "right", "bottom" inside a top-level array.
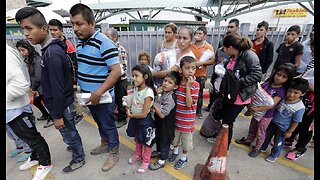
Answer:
[{"left": 214, "top": 0, "right": 222, "bottom": 28}]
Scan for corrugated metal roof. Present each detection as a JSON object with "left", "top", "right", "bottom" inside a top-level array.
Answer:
[{"left": 88, "top": 0, "right": 215, "bottom": 10}]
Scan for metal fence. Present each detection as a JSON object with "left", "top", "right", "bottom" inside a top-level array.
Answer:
[{"left": 6, "top": 24, "right": 313, "bottom": 80}]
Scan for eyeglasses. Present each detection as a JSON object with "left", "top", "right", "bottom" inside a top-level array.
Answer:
[
  {"left": 256, "top": 29, "right": 265, "bottom": 31},
  {"left": 227, "top": 26, "right": 235, "bottom": 28}
]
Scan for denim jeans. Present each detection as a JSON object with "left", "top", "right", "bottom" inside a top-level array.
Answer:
[
  {"left": 8, "top": 112, "right": 51, "bottom": 166},
  {"left": 261, "top": 122, "right": 285, "bottom": 158},
  {"left": 58, "top": 104, "right": 85, "bottom": 162},
  {"left": 88, "top": 103, "right": 120, "bottom": 148},
  {"left": 6, "top": 124, "right": 32, "bottom": 153},
  {"left": 196, "top": 76, "right": 206, "bottom": 114}
]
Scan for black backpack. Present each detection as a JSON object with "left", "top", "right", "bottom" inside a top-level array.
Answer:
[{"left": 219, "top": 53, "right": 246, "bottom": 104}]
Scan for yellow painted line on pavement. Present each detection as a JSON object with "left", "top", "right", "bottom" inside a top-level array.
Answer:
[
  {"left": 194, "top": 125, "right": 314, "bottom": 176},
  {"left": 82, "top": 110, "right": 313, "bottom": 178},
  {"left": 82, "top": 112, "right": 192, "bottom": 180}
]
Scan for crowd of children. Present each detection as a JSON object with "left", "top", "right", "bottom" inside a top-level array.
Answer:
[{"left": 6, "top": 3, "right": 314, "bottom": 179}]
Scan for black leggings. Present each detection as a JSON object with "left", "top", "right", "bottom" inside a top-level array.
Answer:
[
  {"left": 221, "top": 100, "right": 246, "bottom": 148},
  {"left": 285, "top": 111, "right": 314, "bottom": 153}
]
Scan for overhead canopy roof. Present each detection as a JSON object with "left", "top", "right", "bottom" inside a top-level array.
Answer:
[
  {"left": 87, "top": 0, "right": 314, "bottom": 25},
  {"left": 89, "top": 0, "right": 214, "bottom": 9},
  {"left": 26, "top": 0, "right": 52, "bottom": 7}
]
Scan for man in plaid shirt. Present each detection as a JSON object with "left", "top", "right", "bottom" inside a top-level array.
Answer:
[{"left": 105, "top": 28, "right": 128, "bottom": 128}]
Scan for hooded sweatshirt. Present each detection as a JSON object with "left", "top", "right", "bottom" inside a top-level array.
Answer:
[{"left": 41, "top": 38, "right": 74, "bottom": 119}]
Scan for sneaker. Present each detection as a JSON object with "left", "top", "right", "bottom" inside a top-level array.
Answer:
[
  {"left": 61, "top": 159, "right": 85, "bottom": 174},
  {"left": 174, "top": 158, "right": 188, "bottom": 170},
  {"left": 128, "top": 155, "right": 142, "bottom": 164},
  {"left": 197, "top": 113, "right": 203, "bottom": 119},
  {"left": 74, "top": 114, "right": 84, "bottom": 125},
  {"left": 19, "top": 157, "right": 39, "bottom": 171},
  {"left": 43, "top": 120, "right": 54, "bottom": 128},
  {"left": 9, "top": 149, "right": 23, "bottom": 157},
  {"left": 17, "top": 153, "right": 31, "bottom": 162},
  {"left": 151, "top": 151, "right": 160, "bottom": 158},
  {"left": 66, "top": 146, "right": 72, "bottom": 152},
  {"left": 235, "top": 137, "right": 251, "bottom": 146},
  {"left": 265, "top": 155, "right": 277, "bottom": 163},
  {"left": 115, "top": 120, "right": 127, "bottom": 128},
  {"left": 168, "top": 153, "right": 179, "bottom": 164},
  {"left": 286, "top": 150, "right": 305, "bottom": 161},
  {"left": 244, "top": 109, "right": 252, "bottom": 116},
  {"left": 37, "top": 115, "right": 49, "bottom": 121},
  {"left": 137, "top": 162, "right": 149, "bottom": 174},
  {"left": 149, "top": 161, "right": 165, "bottom": 171},
  {"left": 32, "top": 164, "right": 53, "bottom": 180},
  {"left": 206, "top": 137, "right": 216, "bottom": 144},
  {"left": 248, "top": 149, "right": 261, "bottom": 158}
]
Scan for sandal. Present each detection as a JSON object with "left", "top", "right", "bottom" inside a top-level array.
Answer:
[
  {"left": 149, "top": 161, "right": 165, "bottom": 170},
  {"left": 137, "top": 162, "right": 149, "bottom": 174},
  {"left": 168, "top": 153, "right": 179, "bottom": 164},
  {"left": 128, "top": 155, "right": 142, "bottom": 164}
]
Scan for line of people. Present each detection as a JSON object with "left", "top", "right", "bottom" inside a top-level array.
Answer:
[{"left": 6, "top": 3, "right": 314, "bottom": 180}]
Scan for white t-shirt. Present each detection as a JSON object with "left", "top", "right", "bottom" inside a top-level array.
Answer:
[{"left": 130, "top": 87, "right": 154, "bottom": 114}]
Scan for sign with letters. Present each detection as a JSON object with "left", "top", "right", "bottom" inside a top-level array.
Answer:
[{"left": 273, "top": 8, "right": 308, "bottom": 17}]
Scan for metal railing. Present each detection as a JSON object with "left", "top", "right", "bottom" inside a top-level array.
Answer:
[{"left": 6, "top": 25, "right": 312, "bottom": 80}]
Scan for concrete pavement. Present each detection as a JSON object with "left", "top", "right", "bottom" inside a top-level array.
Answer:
[{"left": 6, "top": 92, "right": 314, "bottom": 180}]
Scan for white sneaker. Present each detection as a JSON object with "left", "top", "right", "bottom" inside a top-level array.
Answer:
[
  {"left": 19, "top": 157, "right": 39, "bottom": 171},
  {"left": 32, "top": 164, "right": 53, "bottom": 180}
]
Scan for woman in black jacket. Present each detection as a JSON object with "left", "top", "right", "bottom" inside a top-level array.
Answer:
[
  {"left": 219, "top": 32, "right": 262, "bottom": 149},
  {"left": 16, "top": 40, "right": 50, "bottom": 122}
]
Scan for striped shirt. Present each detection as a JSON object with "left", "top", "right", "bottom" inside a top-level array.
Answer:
[
  {"left": 175, "top": 81, "right": 200, "bottom": 132},
  {"left": 304, "top": 58, "right": 314, "bottom": 73},
  {"left": 76, "top": 30, "right": 119, "bottom": 97}
]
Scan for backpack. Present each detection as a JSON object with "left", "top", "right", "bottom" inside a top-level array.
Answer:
[{"left": 219, "top": 54, "right": 243, "bottom": 104}]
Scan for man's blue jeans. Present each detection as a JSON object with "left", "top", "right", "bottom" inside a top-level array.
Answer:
[
  {"left": 88, "top": 103, "right": 120, "bottom": 148},
  {"left": 59, "top": 104, "right": 85, "bottom": 162}
]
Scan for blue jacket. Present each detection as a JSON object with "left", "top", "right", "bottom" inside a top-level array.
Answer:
[{"left": 41, "top": 38, "right": 74, "bottom": 119}]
